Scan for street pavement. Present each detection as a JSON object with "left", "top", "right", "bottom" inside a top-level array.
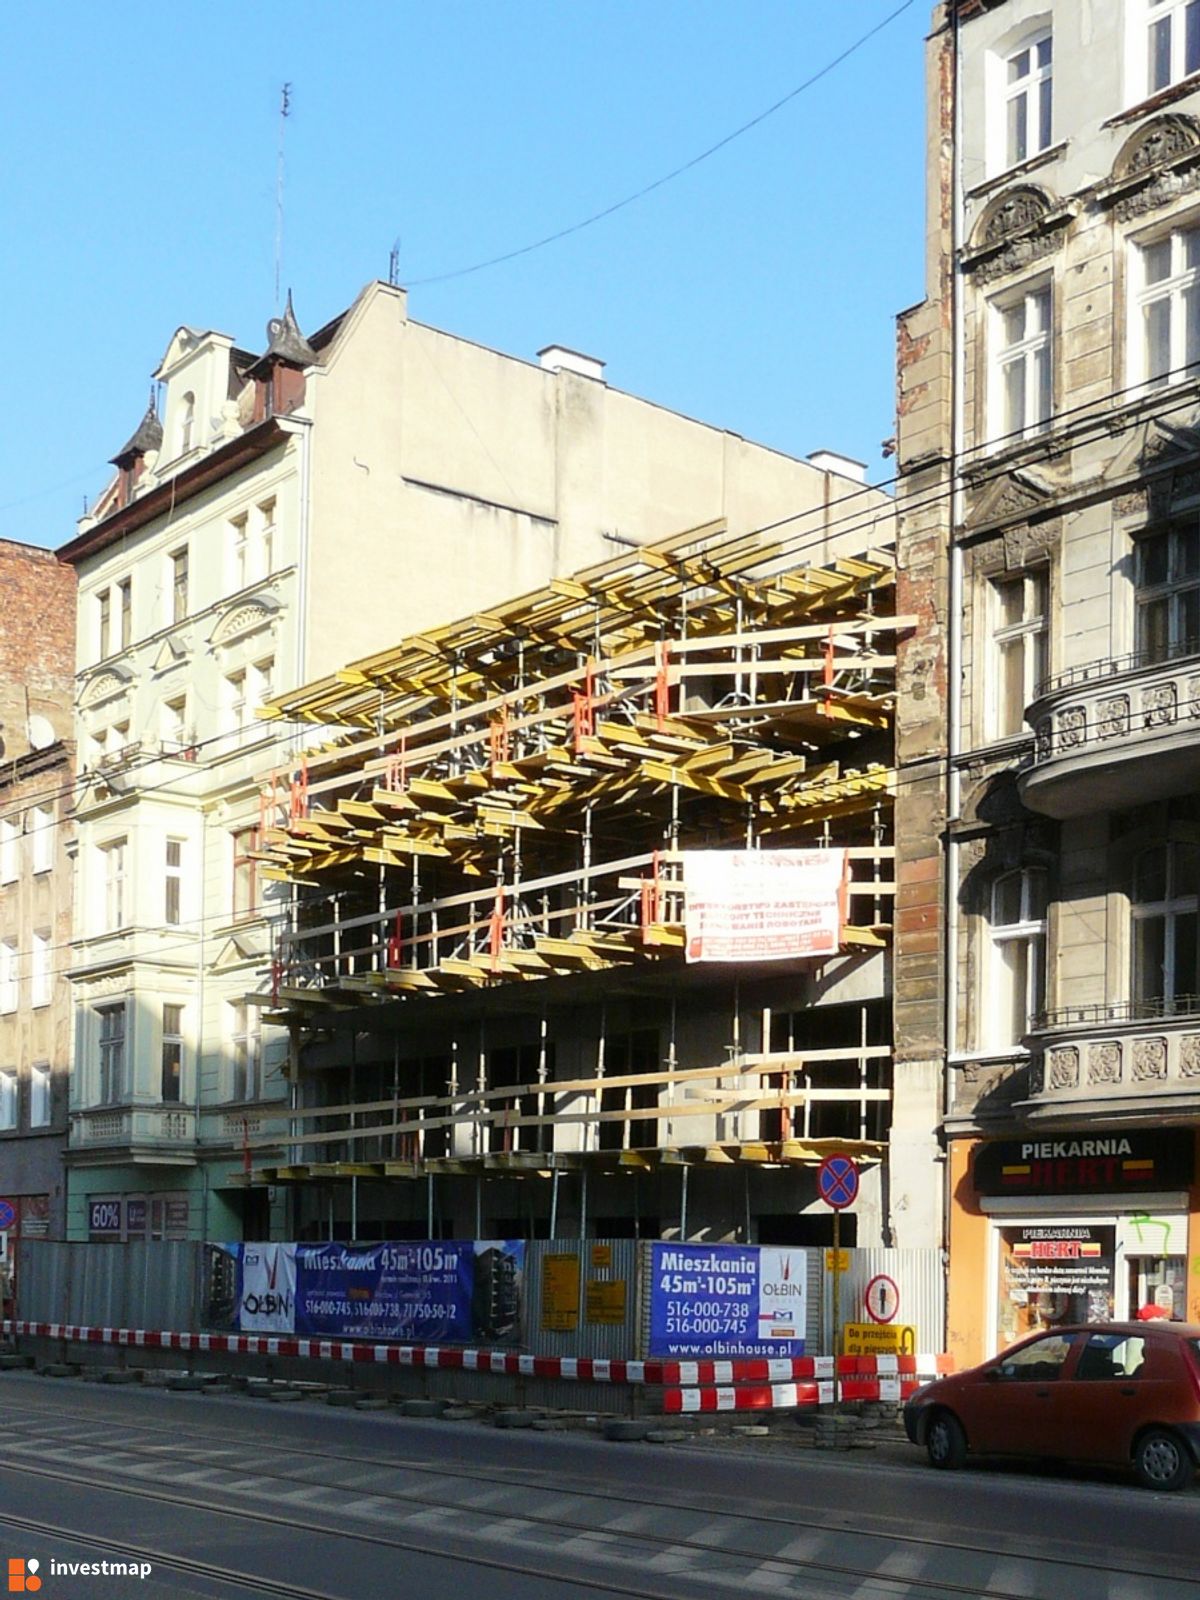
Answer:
[{"left": 0, "top": 1370, "right": 1195, "bottom": 1600}]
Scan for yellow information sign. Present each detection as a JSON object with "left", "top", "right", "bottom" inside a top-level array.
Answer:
[
  {"left": 824, "top": 1249, "right": 850, "bottom": 1272},
  {"left": 843, "top": 1322, "right": 916, "bottom": 1356},
  {"left": 585, "top": 1278, "right": 627, "bottom": 1326},
  {"left": 590, "top": 1244, "right": 613, "bottom": 1270},
  {"left": 541, "top": 1253, "right": 580, "bottom": 1332}
]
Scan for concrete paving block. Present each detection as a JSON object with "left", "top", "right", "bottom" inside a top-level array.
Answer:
[
  {"left": 602, "top": 1419, "right": 656, "bottom": 1442},
  {"left": 325, "top": 1390, "right": 359, "bottom": 1407},
  {"left": 398, "top": 1399, "right": 445, "bottom": 1418},
  {"left": 644, "top": 1429, "right": 690, "bottom": 1444},
  {"left": 0, "top": 1354, "right": 33, "bottom": 1370},
  {"left": 355, "top": 1396, "right": 389, "bottom": 1410},
  {"left": 531, "top": 1417, "right": 571, "bottom": 1431},
  {"left": 101, "top": 1369, "right": 142, "bottom": 1384},
  {"left": 493, "top": 1409, "right": 538, "bottom": 1429},
  {"left": 732, "top": 1424, "right": 770, "bottom": 1437},
  {"left": 167, "top": 1375, "right": 209, "bottom": 1392},
  {"left": 267, "top": 1388, "right": 303, "bottom": 1402},
  {"left": 439, "top": 1406, "right": 478, "bottom": 1422},
  {"left": 40, "top": 1365, "right": 77, "bottom": 1379}
]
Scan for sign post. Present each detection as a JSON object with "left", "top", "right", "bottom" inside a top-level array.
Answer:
[{"left": 816, "top": 1152, "right": 859, "bottom": 1356}]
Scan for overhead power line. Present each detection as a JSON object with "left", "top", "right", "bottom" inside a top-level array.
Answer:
[{"left": 407, "top": 0, "right": 918, "bottom": 287}]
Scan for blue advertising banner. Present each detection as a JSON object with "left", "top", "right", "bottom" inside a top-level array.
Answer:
[
  {"left": 223, "top": 1239, "right": 525, "bottom": 1345},
  {"left": 648, "top": 1242, "right": 807, "bottom": 1357}
]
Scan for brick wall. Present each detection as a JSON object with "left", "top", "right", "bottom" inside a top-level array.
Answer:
[{"left": 0, "top": 540, "right": 76, "bottom": 762}]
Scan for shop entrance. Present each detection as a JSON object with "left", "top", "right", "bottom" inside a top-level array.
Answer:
[{"left": 1125, "top": 1254, "right": 1187, "bottom": 1319}]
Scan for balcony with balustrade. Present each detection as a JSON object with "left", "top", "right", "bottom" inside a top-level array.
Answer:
[
  {"left": 67, "top": 1104, "right": 197, "bottom": 1164},
  {"left": 1018, "top": 642, "right": 1200, "bottom": 819},
  {"left": 1023, "top": 997, "right": 1200, "bottom": 1122}
]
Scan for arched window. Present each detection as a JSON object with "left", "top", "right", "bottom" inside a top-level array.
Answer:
[
  {"left": 1132, "top": 842, "right": 1199, "bottom": 1011},
  {"left": 986, "top": 868, "right": 1046, "bottom": 1049}
]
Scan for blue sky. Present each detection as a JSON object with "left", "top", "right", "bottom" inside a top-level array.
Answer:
[{"left": 2, "top": 1, "right": 929, "bottom": 551}]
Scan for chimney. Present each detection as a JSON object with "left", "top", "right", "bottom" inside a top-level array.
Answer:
[
  {"left": 807, "top": 449, "right": 868, "bottom": 485},
  {"left": 538, "top": 345, "right": 606, "bottom": 382}
]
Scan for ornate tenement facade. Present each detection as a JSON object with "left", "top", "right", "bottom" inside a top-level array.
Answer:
[{"left": 896, "top": 0, "right": 1200, "bottom": 1364}]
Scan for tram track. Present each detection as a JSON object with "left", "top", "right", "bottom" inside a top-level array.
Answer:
[{"left": 0, "top": 1380, "right": 1195, "bottom": 1599}]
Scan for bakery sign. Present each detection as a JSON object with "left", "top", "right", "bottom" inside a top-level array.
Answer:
[{"left": 973, "top": 1128, "right": 1194, "bottom": 1198}]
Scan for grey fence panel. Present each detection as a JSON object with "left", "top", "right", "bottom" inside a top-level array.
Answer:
[
  {"left": 523, "top": 1240, "right": 639, "bottom": 1359},
  {"left": 17, "top": 1241, "right": 203, "bottom": 1332},
  {"left": 821, "top": 1247, "right": 945, "bottom": 1352}
]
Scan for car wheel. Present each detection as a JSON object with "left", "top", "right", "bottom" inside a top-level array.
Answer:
[
  {"left": 925, "top": 1410, "right": 967, "bottom": 1471},
  {"left": 1134, "top": 1428, "right": 1193, "bottom": 1492}
]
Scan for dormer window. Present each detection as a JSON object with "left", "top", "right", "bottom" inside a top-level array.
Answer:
[{"left": 179, "top": 391, "right": 195, "bottom": 455}]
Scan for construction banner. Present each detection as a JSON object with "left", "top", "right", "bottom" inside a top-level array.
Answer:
[{"left": 682, "top": 849, "right": 848, "bottom": 963}]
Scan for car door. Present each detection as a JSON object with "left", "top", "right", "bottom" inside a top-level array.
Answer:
[
  {"left": 962, "top": 1331, "right": 1079, "bottom": 1457},
  {"left": 1052, "top": 1331, "right": 1151, "bottom": 1465}
]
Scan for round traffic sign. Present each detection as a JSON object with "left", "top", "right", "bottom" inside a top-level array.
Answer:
[
  {"left": 0, "top": 1201, "right": 15, "bottom": 1231},
  {"left": 816, "top": 1152, "right": 859, "bottom": 1211},
  {"left": 865, "top": 1273, "right": 900, "bottom": 1324}
]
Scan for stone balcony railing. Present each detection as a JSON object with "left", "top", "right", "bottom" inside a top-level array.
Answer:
[
  {"left": 69, "top": 1104, "right": 197, "bottom": 1158},
  {"left": 1023, "top": 999, "right": 1200, "bottom": 1119},
  {"left": 1019, "top": 646, "right": 1200, "bottom": 819}
]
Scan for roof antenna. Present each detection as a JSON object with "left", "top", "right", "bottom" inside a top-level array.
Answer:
[
  {"left": 388, "top": 237, "right": 401, "bottom": 287},
  {"left": 275, "top": 82, "right": 293, "bottom": 312}
]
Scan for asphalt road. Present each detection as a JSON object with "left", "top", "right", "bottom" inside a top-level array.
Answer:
[{"left": 0, "top": 1371, "right": 1196, "bottom": 1600}]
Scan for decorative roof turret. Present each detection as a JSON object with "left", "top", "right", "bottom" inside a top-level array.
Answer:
[
  {"left": 249, "top": 290, "right": 317, "bottom": 374},
  {"left": 109, "top": 392, "right": 164, "bottom": 467}
]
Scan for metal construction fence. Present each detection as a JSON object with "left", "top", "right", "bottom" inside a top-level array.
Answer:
[{"left": 15, "top": 1238, "right": 944, "bottom": 1360}]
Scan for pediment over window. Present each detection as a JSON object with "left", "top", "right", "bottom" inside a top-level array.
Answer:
[
  {"left": 152, "top": 636, "right": 189, "bottom": 675},
  {"left": 209, "top": 596, "right": 280, "bottom": 649},
  {"left": 212, "top": 931, "right": 268, "bottom": 969},
  {"left": 961, "top": 185, "right": 1071, "bottom": 283},
  {"left": 79, "top": 665, "right": 132, "bottom": 710},
  {"left": 1100, "top": 115, "right": 1200, "bottom": 222},
  {"left": 966, "top": 465, "right": 1058, "bottom": 529},
  {"left": 1103, "top": 416, "right": 1200, "bottom": 519}
]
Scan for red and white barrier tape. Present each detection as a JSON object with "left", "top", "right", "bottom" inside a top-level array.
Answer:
[{"left": 2, "top": 1321, "right": 950, "bottom": 1409}]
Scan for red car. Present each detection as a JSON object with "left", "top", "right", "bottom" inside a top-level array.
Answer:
[{"left": 904, "top": 1322, "right": 1200, "bottom": 1490}]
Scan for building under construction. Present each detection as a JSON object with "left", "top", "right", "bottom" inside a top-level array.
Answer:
[{"left": 251, "top": 517, "right": 905, "bottom": 1246}]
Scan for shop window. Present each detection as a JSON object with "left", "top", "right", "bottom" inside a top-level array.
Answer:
[
  {"left": 985, "top": 868, "right": 1046, "bottom": 1049},
  {"left": 988, "top": 571, "right": 1048, "bottom": 739},
  {"left": 1131, "top": 840, "right": 1200, "bottom": 1012},
  {"left": 1135, "top": 523, "right": 1200, "bottom": 663}
]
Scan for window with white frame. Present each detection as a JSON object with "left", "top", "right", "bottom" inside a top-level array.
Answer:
[
  {"left": 252, "top": 655, "right": 274, "bottom": 708},
  {"left": 257, "top": 497, "right": 276, "bottom": 578},
  {"left": 0, "top": 1069, "right": 16, "bottom": 1131},
  {"left": 101, "top": 838, "right": 128, "bottom": 931},
  {"left": 1135, "top": 523, "right": 1200, "bottom": 662},
  {"left": 1147, "top": 0, "right": 1200, "bottom": 94},
  {"left": 1132, "top": 841, "right": 1199, "bottom": 1010},
  {"left": 118, "top": 577, "right": 132, "bottom": 650},
  {"left": 989, "top": 570, "right": 1049, "bottom": 739},
  {"left": 97, "top": 1002, "right": 126, "bottom": 1104},
  {"left": 30, "top": 1064, "right": 50, "bottom": 1128},
  {"left": 169, "top": 546, "right": 189, "bottom": 624},
  {"left": 97, "top": 587, "right": 111, "bottom": 661},
  {"left": 161, "top": 694, "right": 189, "bottom": 753},
  {"left": 228, "top": 1000, "right": 262, "bottom": 1101},
  {"left": 232, "top": 827, "right": 259, "bottom": 920},
  {"left": 164, "top": 838, "right": 184, "bottom": 927},
  {"left": 986, "top": 868, "right": 1047, "bottom": 1049},
  {"left": 224, "top": 668, "right": 248, "bottom": 740},
  {"left": 104, "top": 720, "right": 130, "bottom": 760},
  {"left": 179, "top": 391, "right": 195, "bottom": 456},
  {"left": 0, "top": 941, "right": 17, "bottom": 1013},
  {"left": 31, "top": 932, "right": 50, "bottom": 1008},
  {"left": 229, "top": 512, "right": 249, "bottom": 591},
  {"left": 31, "top": 805, "right": 53, "bottom": 874},
  {"left": 0, "top": 817, "right": 17, "bottom": 883},
  {"left": 1004, "top": 30, "right": 1052, "bottom": 168},
  {"left": 1133, "top": 226, "right": 1200, "bottom": 388},
  {"left": 161, "top": 1002, "right": 183, "bottom": 1103},
  {"left": 990, "top": 282, "right": 1052, "bottom": 442}
]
